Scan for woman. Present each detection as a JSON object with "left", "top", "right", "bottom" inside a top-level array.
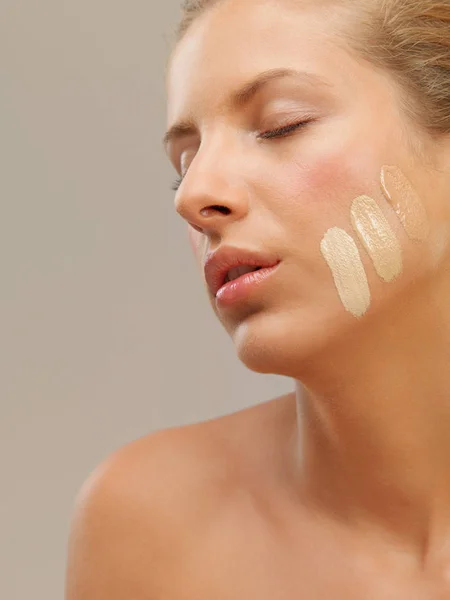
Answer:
[{"left": 65, "top": 0, "right": 450, "bottom": 597}]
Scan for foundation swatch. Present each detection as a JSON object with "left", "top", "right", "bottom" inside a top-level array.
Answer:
[
  {"left": 321, "top": 227, "right": 371, "bottom": 318},
  {"left": 380, "top": 166, "right": 429, "bottom": 241},
  {"left": 351, "top": 195, "right": 403, "bottom": 283}
]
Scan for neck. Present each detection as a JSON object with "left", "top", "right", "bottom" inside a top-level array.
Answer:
[{"left": 294, "top": 269, "right": 450, "bottom": 565}]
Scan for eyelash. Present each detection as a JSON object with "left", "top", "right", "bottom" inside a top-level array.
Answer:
[
  {"left": 258, "top": 119, "right": 312, "bottom": 140},
  {"left": 172, "top": 177, "right": 183, "bottom": 192},
  {"left": 171, "top": 120, "right": 312, "bottom": 191}
]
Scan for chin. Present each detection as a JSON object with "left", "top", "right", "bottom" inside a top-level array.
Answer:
[{"left": 230, "top": 307, "right": 351, "bottom": 377}]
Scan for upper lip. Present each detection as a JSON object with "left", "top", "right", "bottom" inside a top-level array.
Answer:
[{"left": 204, "top": 246, "right": 281, "bottom": 297}]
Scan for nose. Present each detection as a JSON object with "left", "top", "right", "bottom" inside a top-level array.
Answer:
[{"left": 174, "top": 148, "right": 250, "bottom": 237}]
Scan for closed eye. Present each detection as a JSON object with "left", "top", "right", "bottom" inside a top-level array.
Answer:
[
  {"left": 172, "top": 176, "right": 183, "bottom": 191},
  {"left": 171, "top": 120, "right": 314, "bottom": 191},
  {"left": 258, "top": 119, "right": 313, "bottom": 140}
]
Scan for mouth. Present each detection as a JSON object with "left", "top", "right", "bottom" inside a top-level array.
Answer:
[
  {"left": 223, "top": 265, "right": 263, "bottom": 285},
  {"left": 204, "top": 246, "right": 281, "bottom": 298},
  {"left": 215, "top": 262, "right": 281, "bottom": 307}
]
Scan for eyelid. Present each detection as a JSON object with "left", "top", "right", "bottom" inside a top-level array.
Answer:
[
  {"left": 172, "top": 151, "right": 194, "bottom": 191},
  {"left": 171, "top": 119, "right": 314, "bottom": 191},
  {"left": 258, "top": 118, "right": 313, "bottom": 139},
  {"left": 172, "top": 175, "right": 183, "bottom": 191}
]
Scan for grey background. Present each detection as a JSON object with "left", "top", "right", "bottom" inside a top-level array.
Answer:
[{"left": 1, "top": 2, "right": 292, "bottom": 599}]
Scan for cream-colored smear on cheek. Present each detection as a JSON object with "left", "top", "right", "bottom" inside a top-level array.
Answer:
[
  {"left": 351, "top": 195, "right": 403, "bottom": 282},
  {"left": 320, "top": 227, "right": 371, "bottom": 318},
  {"left": 380, "top": 166, "right": 430, "bottom": 241}
]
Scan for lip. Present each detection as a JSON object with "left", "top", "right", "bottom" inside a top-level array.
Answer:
[
  {"left": 204, "top": 246, "right": 281, "bottom": 299},
  {"left": 215, "top": 263, "right": 281, "bottom": 307}
]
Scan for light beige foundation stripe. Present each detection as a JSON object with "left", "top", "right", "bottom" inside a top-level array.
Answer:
[
  {"left": 380, "top": 166, "right": 429, "bottom": 241},
  {"left": 351, "top": 195, "right": 403, "bottom": 283},
  {"left": 320, "top": 227, "right": 371, "bottom": 318}
]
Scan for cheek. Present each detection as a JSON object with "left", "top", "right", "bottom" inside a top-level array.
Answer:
[
  {"left": 188, "top": 226, "right": 205, "bottom": 263},
  {"left": 268, "top": 141, "right": 386, "bottom": 263},
  {"left": 300, "top": 146, "right": 378, "bottom": 204},
  {"left": 285, "top": 121, "right": 384, "bottom": 209},
  {"left": 275, "top": 155, "right": 358, "bottom": 229},
  {"left": 275, "top": 143, "right": 385, "bottom": 239}
]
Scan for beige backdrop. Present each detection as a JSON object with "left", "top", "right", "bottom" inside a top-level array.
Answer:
[{"left": 1, "top": 2, "right": 292, "bottom": 599}]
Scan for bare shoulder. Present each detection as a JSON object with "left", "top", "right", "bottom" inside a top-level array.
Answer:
[
  {"left": 65, "top": 424, "right": 223, "bottom": 599},
  {"left": 65, "top": 392, "right": 295, "bottom": 599}
]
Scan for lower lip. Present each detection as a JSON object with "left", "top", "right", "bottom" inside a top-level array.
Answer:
[{"left": 215, "top": 263, "right": 281, "bottom": 307}]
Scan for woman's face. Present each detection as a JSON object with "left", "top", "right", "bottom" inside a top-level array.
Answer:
[{"left": 165, "top": 0, "right": 450, "bottom": 375}]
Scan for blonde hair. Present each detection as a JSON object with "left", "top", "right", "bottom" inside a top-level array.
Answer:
[{"left": 175, "top": 0, "right": 450, "bottom": 136}]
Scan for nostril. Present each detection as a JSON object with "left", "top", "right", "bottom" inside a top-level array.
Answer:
[{"left": 200, "top": 206, "right": 231, "bottom": 217}]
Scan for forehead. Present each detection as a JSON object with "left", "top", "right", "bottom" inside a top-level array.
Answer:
[{"left": 167, "top": 0, "right": 349, "bottom": 123}]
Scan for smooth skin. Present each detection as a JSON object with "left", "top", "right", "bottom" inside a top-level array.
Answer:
[{"left": 66, "top": 0, "right": 450, "bottom": 598}]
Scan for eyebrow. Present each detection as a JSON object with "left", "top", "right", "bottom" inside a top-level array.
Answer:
[{"left": 163, "top": 68, "right": 330, "bottom": 150}]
